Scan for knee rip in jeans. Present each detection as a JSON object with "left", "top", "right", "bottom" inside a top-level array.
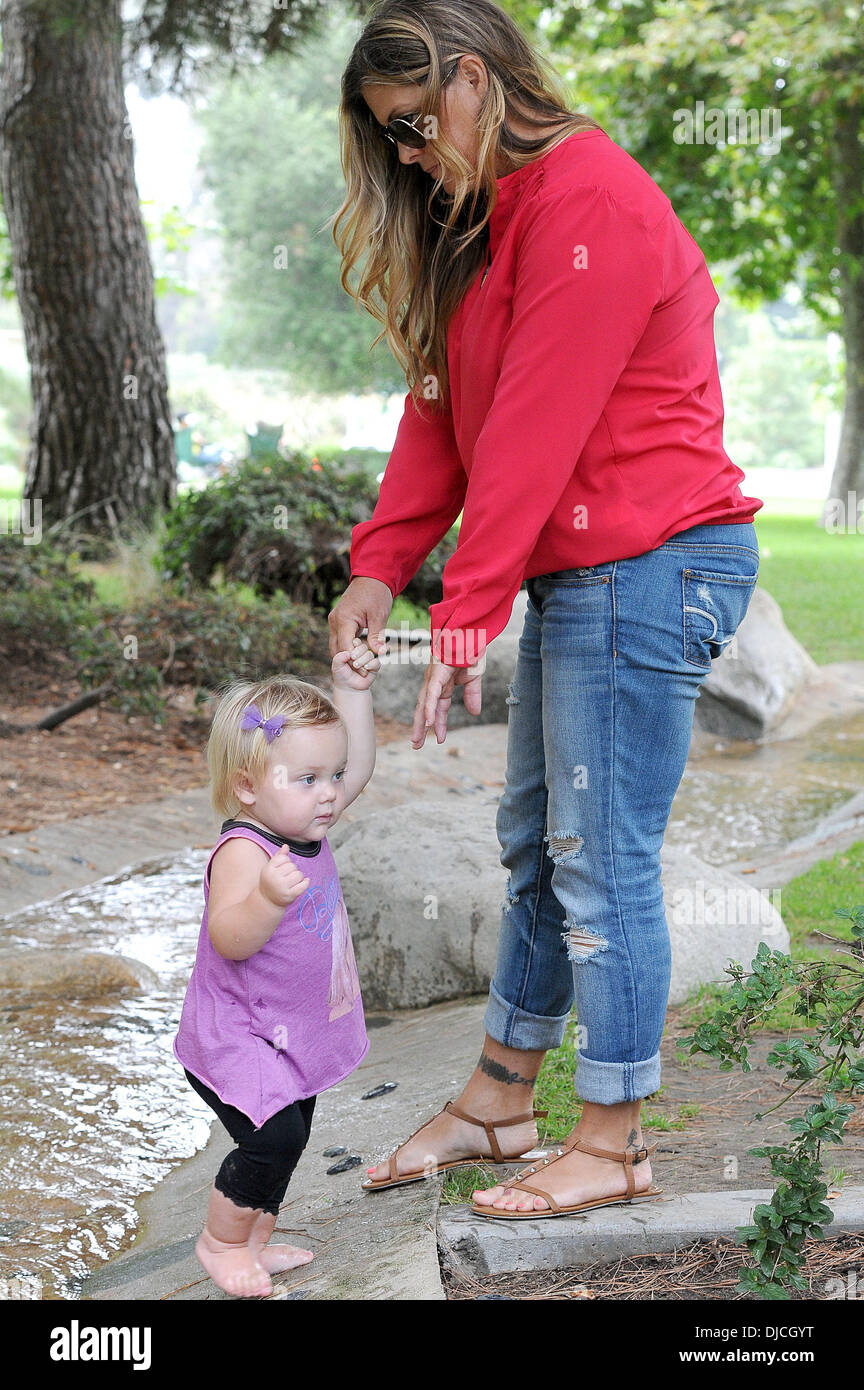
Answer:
[
  {"left": 505, "top": 682, "right": 520, "bottom": 706},
  {"left": 561, "top": 918, "right": 608, "bottom": 964},
  {"left": 544, "top": 830, "right": 585, "bottom": 862},
  {"left": 502, "top": 874, "right": 520, "bottom": 914}
]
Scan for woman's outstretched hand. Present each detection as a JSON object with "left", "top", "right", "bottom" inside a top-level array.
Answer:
[{"left": 412, "top": 653, "right": 485, "bottom": 748}]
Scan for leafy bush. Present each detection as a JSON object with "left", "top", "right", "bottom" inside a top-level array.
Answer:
[
  {"left": 0, "top": 534, "right": 107, "bottom": 669},
  {"left": 0, "top": 534, "right": 329, "bottom": 722},
  {"left": 157, "top": 449, "right": 457, "bottom": 612},
  {"left": 84, "top": 584, "right": 329, "bottom": 720}
]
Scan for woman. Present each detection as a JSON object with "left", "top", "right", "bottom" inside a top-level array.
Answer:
[{"left": 328, "top": 0, "right": 762, "bottom": 1218}]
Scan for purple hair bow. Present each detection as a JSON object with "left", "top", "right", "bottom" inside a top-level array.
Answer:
[{"left": 240, "top": 702, "right": 286, "bottom": 742}]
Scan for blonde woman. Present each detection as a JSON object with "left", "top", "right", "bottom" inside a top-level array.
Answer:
[{"left": 328, "top": 0, "right": 761, "bottom": 1219}]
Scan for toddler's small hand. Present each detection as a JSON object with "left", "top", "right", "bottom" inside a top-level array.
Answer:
[
  {"left": 259, "top": 844, "right": 310, "bottom": 908},
  {"left": 332, "top": 636, "right": 382, "bottom": 690}
]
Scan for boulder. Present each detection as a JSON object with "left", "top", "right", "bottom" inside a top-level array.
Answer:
[
  {"left": 336, "top": 798, "right": 789, "bottom": 1011},
  {"left": 696, "top": 586, "right": 820, "bottom": 739},
  {"left": 0, "top": 948, "right": 159, "bottom": 996}
]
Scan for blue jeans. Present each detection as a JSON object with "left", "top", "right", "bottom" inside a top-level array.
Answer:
[{"left": 483, "top": 520, "right": 760, "bottom": 1105}]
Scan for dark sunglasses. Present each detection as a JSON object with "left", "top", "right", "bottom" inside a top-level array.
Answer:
[{"left": 378, "top": 61, "right": 460, "bottom": 149}]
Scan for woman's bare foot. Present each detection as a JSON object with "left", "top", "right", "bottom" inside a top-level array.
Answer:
[
  {"left": 195, "top": 1227, "right": 273, "bottom": 1298},
  {"left": 365, "top": 1038, "right": 548, "bottom": 1184},
  {"left": 248, "top": 1210, "right": 315, "bottom": 1274},
  {"left": 473, "top": 1104, "right": 653, "bottom": 1212}
]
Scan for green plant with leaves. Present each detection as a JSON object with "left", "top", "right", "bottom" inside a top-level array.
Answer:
[
  {"left": 679, "top": 907, "right": 864, "bottom": 1298},
  {"left": 158, "top": 448, "right": 457, "bottom": 614},
  {"left": 0, "top": 533, "right": 329, "bottom": 726}
]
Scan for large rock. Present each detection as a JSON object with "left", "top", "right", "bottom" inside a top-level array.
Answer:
[
  {"left": 336, "top": 799, "right": 789, "bottom": 1011},
  {"left": 0, "top": 948, "right": 159, "bottom": 996},
  {"left": 696, "top": 586, "right": 820, "bottom": 739}
]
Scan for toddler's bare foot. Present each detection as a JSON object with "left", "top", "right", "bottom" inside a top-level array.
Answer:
[
  {"left": 195, "top": 1228, "right": 273, "bottom": 1298},
  {"left": 256, "top": 1244, "right": 315, "bottom": 1274}
]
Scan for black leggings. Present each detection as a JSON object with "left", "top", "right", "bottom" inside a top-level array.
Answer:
[{"left": 184, "top": 1068, "right": 317, "bottom": 1216}]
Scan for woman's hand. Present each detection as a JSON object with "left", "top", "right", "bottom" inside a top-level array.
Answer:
[
  {"left": 412, "top": 653, "right": 485, "bottom": 748},
  {"left": 328, "top": 576, "right": 393, "bottom": 665}
]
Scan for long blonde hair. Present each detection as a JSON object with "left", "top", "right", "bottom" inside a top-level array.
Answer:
[{"left": 332, "top": 0, "right": 604, "bottom": 410}]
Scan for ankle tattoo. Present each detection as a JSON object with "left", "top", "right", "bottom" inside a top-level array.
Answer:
[
  {"left": 478, "top": 1051, "right": 539, "bottom": 1087},
  {"left": 625, "top": 1127, "right": 644, "bottom": 1152}
]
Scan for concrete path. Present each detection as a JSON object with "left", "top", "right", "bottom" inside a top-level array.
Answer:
[{"left": 80, "top": 997, "right": 493, "bottom": 1301}]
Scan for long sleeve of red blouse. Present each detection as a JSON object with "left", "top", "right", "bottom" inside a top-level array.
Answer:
[{"left": 348, "top": 388, "right": 466, "bottom": 598}]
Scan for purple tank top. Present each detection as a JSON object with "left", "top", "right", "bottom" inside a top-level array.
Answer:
[{"left": 173, "top": 820, "right": 369, "bottom": 1128}]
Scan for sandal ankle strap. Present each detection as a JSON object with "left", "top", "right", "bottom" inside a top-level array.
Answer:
[
  {"left": 568, "top": 1136, "right": 657, "bottom": 1197},
  {"left": 443, "top": 1101, "right": 546, "bottom": 1164},
  {"left": 569, "top": 1136, "right": 657, "bottom": 1164}
]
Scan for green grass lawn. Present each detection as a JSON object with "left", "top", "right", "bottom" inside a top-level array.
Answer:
[
  {"left": 675, "top": 838, "right": 864, "bottom": 1039},
  {"left": 752, "top": 510, "right": 863, "bottom": 665}
]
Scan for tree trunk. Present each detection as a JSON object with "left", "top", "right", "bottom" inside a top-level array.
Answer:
[
  {"left": 0, "top": 0, "right": 176, "bottom": 542},
  {"left": 823, "top": 97, "right": 864, "bottom": 529}
]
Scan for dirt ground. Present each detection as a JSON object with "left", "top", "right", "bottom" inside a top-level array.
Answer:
[
  {"left": 442, "top": 1231, "right": 864, "bottom": 1300},
  {"left": 0, "top": 665, "right": 410, "bottom": 835}
]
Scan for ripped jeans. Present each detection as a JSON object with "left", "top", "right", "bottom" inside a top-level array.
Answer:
[{"left": 483, "top": 520, "right": 760, "bottom": 1104}]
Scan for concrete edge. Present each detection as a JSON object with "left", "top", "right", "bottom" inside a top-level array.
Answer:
[{"left": 437, "top": 1185, "right": 864, "bottom": 1280}]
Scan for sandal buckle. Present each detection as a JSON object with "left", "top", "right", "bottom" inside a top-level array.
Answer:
[{"left": 633, "top": 1146, "right": 649, "bottom": 1164}]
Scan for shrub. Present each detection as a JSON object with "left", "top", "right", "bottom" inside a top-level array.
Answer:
[
  {"left": 157, "top": 449, "right": 457, "bottom": 612},
  {"left": 0, "top": 534, "right": 329, "bottom": 723}
]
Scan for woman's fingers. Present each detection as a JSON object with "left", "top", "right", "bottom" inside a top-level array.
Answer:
[
  {"left": 410, "top": 663, "right": 451, "bottom": 747},
  {"left": 458, "top": 671, "right": 483, "bottom": 717}
]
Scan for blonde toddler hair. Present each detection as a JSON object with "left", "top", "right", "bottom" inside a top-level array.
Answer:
[{"left": 206, "top": 675, "right": 345, "bottom": 821}]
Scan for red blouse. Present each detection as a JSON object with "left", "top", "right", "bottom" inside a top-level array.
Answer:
[{"left": 349, "top": 128, "right": 763, "bottom": 668}]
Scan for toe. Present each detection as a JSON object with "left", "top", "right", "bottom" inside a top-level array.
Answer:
[{"left": 473, "top": 1184, "right": 504, "bottom": 1204}]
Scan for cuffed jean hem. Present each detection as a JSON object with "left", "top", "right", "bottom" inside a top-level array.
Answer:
[
  {"left": 484, "top": 982, "right": 572, "bottom": 1053},
  {"left": 574, "top": 1050, "right": 663, "bottom": 1105}
]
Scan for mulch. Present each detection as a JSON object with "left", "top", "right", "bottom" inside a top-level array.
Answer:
[
  {"left": 442, "top": 1231, "right": 864, "bottom": 1300},
  {"left": 0, "top": 664, "right": 410, "bottom": 835}
]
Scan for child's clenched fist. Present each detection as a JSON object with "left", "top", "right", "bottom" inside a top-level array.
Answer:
[{"left": 258, "top": 843, "right": 311, "bottom": 908}]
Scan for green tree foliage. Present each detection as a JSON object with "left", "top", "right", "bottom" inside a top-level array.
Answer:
[
  {"left": 192, "top": 12, "right": 404, "bottom": 392},
  {"left": 541, "top": 0, "right": 864, "bottom": 496}
]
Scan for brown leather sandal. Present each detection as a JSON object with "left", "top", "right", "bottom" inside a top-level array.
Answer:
[
  {"left": 361, "top": 1099, "right": 550, "bottom": 1191},
  {"left": 470, "top": 1134, "right": 664, "bottom": 1219}
]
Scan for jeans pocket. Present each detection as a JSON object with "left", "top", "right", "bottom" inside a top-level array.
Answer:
[{"left": 681, "top": 565, "right": 758, "bottom": 669}]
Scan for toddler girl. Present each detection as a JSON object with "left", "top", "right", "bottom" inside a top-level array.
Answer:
[{"left": 173, "top": 637, "right": 380, "bottom": 1298}]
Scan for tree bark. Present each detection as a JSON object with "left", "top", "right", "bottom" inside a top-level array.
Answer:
[
  {"left": 823, "top": 97, "right": 864, "bottom": 527},
  {"left": 0, "top": 0, "right": 176, "bottom": 541}
]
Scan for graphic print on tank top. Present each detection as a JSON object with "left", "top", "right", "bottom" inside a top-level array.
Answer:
[{"left": 294, "top": 858, "right": 361, "bottom": 1023}]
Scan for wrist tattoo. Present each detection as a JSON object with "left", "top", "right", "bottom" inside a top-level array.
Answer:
[{"left": 478, "top": 1051, "right": 539, "bottom": 1087}]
